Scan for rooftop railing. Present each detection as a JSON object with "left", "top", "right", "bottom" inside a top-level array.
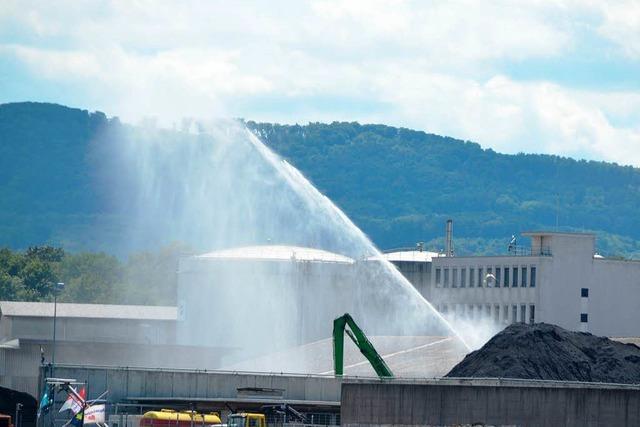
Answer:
[{"left": 508, "top": 245, "right": 552, "bottom": 256}]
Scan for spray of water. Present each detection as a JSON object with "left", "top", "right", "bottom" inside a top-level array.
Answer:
[
  {"left": 100, "top": 119, "right": 474, "bottom": 374},
  {"left": 245, "top": 129, "right": 470, "bottom": 350}
]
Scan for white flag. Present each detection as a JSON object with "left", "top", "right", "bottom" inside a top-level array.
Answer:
[
  {"left": 83, "top": 404, "right": 105, "bottom": 425},
  {"left": 60, "top": 387, "right": 85, "bottom": 414}
]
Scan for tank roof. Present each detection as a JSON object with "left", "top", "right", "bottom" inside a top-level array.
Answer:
[
  {"left": 196, "top": 245, "right": 354, "bottom": 264},
  {"left": 371, "top": 250, "right": 440, "bottom": 262}
]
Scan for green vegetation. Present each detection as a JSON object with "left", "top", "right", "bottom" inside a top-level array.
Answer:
[
  {"left": 0, "top": 245, "right": 183, "bottom": 305},
  {"left": 1, "top": 102, "right": 639, "bottom": 260},
  {"left": 247, "top": 121, "right": 640, "bottom": 257}
]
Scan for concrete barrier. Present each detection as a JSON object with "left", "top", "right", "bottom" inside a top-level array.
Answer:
[
  {"left": 44, "top": 365, "right": 342, "bottom": 405},
  {"left": 341, "top": 378, "right": 640, "bottom": 427}
]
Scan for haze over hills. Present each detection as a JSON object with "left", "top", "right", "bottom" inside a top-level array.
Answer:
[{"left": 1, "top": 101, "right": 640, "bottom": 258}]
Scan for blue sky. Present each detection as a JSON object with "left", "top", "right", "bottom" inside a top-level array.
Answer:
[{"left": 1, "top": 1, "right": 639, "bottom": 165}]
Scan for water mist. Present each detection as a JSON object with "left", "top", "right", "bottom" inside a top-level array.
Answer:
[{"left": 102, "top": 119, "right": 473, "bottom": 375}]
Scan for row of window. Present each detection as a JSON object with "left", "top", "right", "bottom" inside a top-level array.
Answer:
[
  {"left": 434, "top": 266, "right": 536, "bottom": 288},
  {"left": 437, "top": 303, "right": 535, "bottom": 325}
]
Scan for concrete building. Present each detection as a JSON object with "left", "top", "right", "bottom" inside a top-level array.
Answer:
[
  {"left": 389, "top": 231, "right": 640, "bottom": 337},
  {"left": 373, "top": 248, "right": 438, "bottom": 297}
]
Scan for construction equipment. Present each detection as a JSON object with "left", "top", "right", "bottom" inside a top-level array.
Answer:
[
  {"left": 260, "top": 405, "right": 307, "bottom": 424},
  {"left": 333, "top": 313, "right": 393, "bottom": 378},
  {"left": 141, "top": 410, "right": 222, "bottom": 427},
  {"left": 227, "top": 413, "right": 265, "bottom": 427}
]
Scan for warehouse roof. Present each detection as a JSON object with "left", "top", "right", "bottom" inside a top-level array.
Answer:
[
  {"left": 0, "top": 301, "right": 177, "bottom": 320},
  {"left": 196, "top": 245, "right": 354, "bottom": 264}
]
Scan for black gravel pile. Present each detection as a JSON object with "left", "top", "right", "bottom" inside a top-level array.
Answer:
[{"left": 446, "top": 323, "right": 640, "bottom": 384}]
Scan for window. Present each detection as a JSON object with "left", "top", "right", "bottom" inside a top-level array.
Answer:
[
  {"left": 494, "top": 304, "right": 500, "bottom": 322},
  {"left": 494, "top": 267, "right": 501, "bottom": 287},
  {"left": 435, "top": 268, "right": 441, "bottom": 287},
  {"left": 469, "top": 268, "right": 475, "bottom": 287},
  {"left": 478, "top": 268, "right": 484, "bottom": 287},
  {"left": 444, "top": 268, "right": 450, "bottom": 288},
  {"left": 580, "top": 313, "right": 588, "bottom": 323},
  {"left": 485, "top": 304, "right": 492, "bottom": 318},
  {"left": 503, "top": 305, "right": 509, "bottom": 323},
  {"left": 581, "top": 288, "right": 589, "bottom": 298},
  {"left": 521, "top": 267, "right": 527, "bottom": 287},
  {"left": 442, "top": 304, "right": 448, "bottom": 314},
  {"left": 486, "top": 267, "right": 493, "bottom": 287},
  {"left": 512, "top": 267, "right": 518, "bottom": 287},
  {"left": 504, "top": 267, "right": 510, "bottom": 287},
  {"left": 529, "top": 305, "right": 535, "bottom": 324},
  {"left": 477, "top": 304, "right": 483, "bottom": 320},
  {"left": 452, "top": 268, "right": 458, "bottom": 288},
  {"left": 530, "top": 266, "right": 536, "bottom": 287},
  {"left": 520, "top": 304, "right": 526, "bottom": 323},
  {"left": 461, "top": 268, "right": 466, "bottom": 288},
  {"left": 512, "top": 305, "right": 518, "bottom": 324}
]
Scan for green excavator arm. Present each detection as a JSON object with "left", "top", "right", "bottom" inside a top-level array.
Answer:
[{"left": 333, "top": 313, "right": 394, "bottom": 378}]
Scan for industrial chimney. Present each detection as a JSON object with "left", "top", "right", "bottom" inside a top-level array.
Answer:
[{"left": 445, "top": 219, "right": 454, "bottom": 257}]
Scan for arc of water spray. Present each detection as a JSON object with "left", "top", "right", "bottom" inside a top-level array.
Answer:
[{"left": 243, "top": 128, "right": 471, "bottom": 351}]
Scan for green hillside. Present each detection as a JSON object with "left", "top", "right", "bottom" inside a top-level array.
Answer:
[{"left": 1, "top": 102, "right": 639, "bottom": 257}]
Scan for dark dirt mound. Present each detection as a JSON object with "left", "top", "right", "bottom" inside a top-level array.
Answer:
[{"left": 446, "top": 323, "right": 640, "bottom": 384}]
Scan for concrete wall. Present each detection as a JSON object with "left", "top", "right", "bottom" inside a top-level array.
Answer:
[
  {"left": 590, "top": 258, "right": 640, "bottom": 337},
  {"left": 1, "top": 343, "right": 228, "bottom": 398},
  {"left": 341, "top": 379, "right": 640, "bottom": 427},
  {"left": 45, "top": 365, "right": 342, "bottom": 405}
]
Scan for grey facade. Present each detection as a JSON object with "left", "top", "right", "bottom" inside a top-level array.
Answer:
[{"left": 390, "top": 231, "right": 640, "bottom": 337}]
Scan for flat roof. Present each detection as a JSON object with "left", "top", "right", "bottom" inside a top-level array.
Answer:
[
  {"left": 521, "top": 231, "right": 595, "bottom": 238},
  {"left": 0, "top": 301, "right": 177, "bottom": 320}
]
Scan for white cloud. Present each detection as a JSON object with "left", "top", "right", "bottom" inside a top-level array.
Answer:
[
  {"left": 1, "top": 0, "right": 639, "bottom": 165},
  {"left": 597, "top": 1, "right": 640, "bottom": 58}
]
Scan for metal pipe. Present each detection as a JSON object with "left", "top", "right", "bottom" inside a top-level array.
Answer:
[{"left": 445, "top": 219, "right": 454, "bottom": 257}]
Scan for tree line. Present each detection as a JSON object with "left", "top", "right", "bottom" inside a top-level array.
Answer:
[{"left": 0, "top": 244, "right": 184, "bottom": 305}]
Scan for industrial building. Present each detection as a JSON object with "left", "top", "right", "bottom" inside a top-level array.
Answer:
[
  {"left": 176, "top": 245, "right": 359, "bottom": 362},
  {"left": 176, "top": 244, "right": 449, "bottom": 364},
  {"left": 387, "top": 230, "right": 640, "bottom": 337},
  {"left": 0, "top": 302, "right": 225, "bottom": 397}
]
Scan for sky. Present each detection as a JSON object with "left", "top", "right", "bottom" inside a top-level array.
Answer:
[{"left": 1, "top": 0, "right": 639, "bottom": 165}]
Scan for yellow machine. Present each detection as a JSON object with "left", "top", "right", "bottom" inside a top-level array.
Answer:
[
  {"left": 227, "top": 413, "right": 265, "bottom": 427},
  {"left": 141, "top": 409, "right": 222, "bottom": 427}
]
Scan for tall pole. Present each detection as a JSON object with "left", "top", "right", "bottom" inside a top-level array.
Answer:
[
  {"left": 51, "top": 282, "right": 64, "bottom": 378},
  {"left": 52, "top": 290, "right": 57, "bottom": 378}
]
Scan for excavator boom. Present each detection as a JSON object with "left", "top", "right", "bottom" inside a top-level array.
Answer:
[{"left": 333, "top": 313, "right": 393, "bottom": 378}]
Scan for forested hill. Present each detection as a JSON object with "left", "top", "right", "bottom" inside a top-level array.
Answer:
[
  {"left": 247, "top": 121, "right": 640, "bottom": 256},
  {"left": 1, "top": 102, "right": 640, "bottom": 257}
]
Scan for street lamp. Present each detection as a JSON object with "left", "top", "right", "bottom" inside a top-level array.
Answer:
[{"left": 51, "top": 282, "right": 64, "bottom": 378}]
